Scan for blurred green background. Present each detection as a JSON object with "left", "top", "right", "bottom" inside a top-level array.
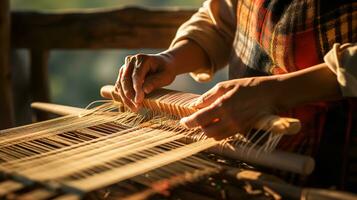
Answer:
[{"left": 10, "top": 0, "right": 227, "bottom": 111}]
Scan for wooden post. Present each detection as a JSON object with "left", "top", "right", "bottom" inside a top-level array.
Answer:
[
  {"left": 30, "top": 48, "right": 50, "bottom": 121},
  {"left": 0, "top": 0, "right": 14, "bottom": 129}
]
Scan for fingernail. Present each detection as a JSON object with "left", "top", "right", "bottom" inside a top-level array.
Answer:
[
  {"left": 134, "top": 95, "right": 140, "bottom": 104},
  {"left": 135, "top": 92, "right": 143, "bottom": 104},
  {"left": 143, "top": 87, "right": 151, "bottom": 94},
  {"left": 180, "top": 117, "right": 189, "bottom": 128}
]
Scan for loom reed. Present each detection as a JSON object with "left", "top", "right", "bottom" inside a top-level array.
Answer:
[{"left": 0, "top": 87, "right": 308, "bottom": 199}]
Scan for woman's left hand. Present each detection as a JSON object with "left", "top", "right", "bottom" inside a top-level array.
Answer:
[
  {"left": 180, "top": 63, "right": 343, "bottom": 140},
  {"left": 180, "top": 77, "right": 281, "bottom": 140}
]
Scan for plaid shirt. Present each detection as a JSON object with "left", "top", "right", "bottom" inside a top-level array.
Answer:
[
  {"left": 234, "top": 0, "right": 356, "bottom": 76},
  {"left": 172, "top": 0, "right": 357, "bottom": 187}
]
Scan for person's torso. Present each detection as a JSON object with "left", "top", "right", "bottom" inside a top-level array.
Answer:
[
  {"left": 228, "top": 0, "right": 356, "bottom": 79},
  {"left": 226, "top": 0, "right": 357, "bottom": 188}
]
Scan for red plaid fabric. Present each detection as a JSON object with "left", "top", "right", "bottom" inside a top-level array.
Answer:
[
  {"left": 232, "top": 0, "right": 356, "bottom": 76},
  {"left": 231, "top": 0, "right": 357, "bottom": 188},
  {"left": 230, "top": 0, "right": 356, "bottom": 153},
  {"left": 174, "top": 0, "right": 357, "bottom": 187}
]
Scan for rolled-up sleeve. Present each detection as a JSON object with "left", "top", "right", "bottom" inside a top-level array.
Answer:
[
  {"left": 170, "top": 0, "right": 237, "bottom": 82},
  {"left": 324, "top": 43, "right": 357, "bottom": 97}
]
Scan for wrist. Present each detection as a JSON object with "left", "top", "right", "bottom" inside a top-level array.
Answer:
[
  {"left": 162, "top": 39, "right": 211, "bottom": 75},
  {"left": 157, "top": 51, "right": 181, "bottom": 76}
]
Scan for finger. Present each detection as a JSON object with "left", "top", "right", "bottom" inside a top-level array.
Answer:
[
  {"left": 112, "top": 67, "right": 124, "bottom": 102},
  {"left": 142, "top": 72, "right": 173, "bottom": 94},
  {"left": 194, "top": 84, "right": 233, "bottom": 109},
  {"left": 202, "top": 120, "right": 236, "bottom": 140},
  {"left": 118, "top": 80, "right": 138, "bottom": 111},
  {"left": 117, "top": 62, "right": 137, "bottom": 111},
  {"left": 111, "top": 87, "right": 122, "bottom": 102},
  {"left": 121, "top": 56, "right": 136, "bottom": 104},
  {"left": 132, "top": 55, "right": 151, "bottom": 104},
  {"left": 180, "top": 103, "right": 223, "bottom": 128}
]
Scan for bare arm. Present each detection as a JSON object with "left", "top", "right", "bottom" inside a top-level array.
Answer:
[
  {"left": 275, "top": 63, "right": 342, "bottom": 109},
  {"left": 181, "top": 63, "right": 342, "bottom": 139},
  {"left": 163, "top": 39, "right": 211, "bottom": 75},
  {"left": 114, "top": 0, "right": 235, "bottom": 110}
]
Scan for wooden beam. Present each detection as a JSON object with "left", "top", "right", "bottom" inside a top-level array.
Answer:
[
  {"left": 11, "top": 7, "right": 195, "bottom": 49},
  {"left": 30, "top": 48, "right": 50, "bottom": 121},
  {"left": 0, "top": 0, "right": 14, "bottom": 129}
]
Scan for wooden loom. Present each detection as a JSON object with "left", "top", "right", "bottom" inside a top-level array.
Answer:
[{"left": 0, "top": 86, "right": 319, "bottom": 200}]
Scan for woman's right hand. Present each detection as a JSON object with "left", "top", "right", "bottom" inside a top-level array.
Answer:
[
  {"left": 113, "top": 39, "right": 212, "bottom": 111},
  {"left": 113, "top": 53, "right": 177, "bottom": 111}
]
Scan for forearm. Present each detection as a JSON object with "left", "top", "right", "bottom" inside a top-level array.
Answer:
[
  {"left": 273, "top": 63, "right": 342, "bottom": 109},
  {"left": 161, "top": 39, "right": 211, "bottom": 75}
]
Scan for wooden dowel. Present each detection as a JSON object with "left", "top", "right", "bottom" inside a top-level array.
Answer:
[
  {"left": 100, "top": 85, "right": 301, "bottom": 135},
  {"left": 31, "top": 102, "right": 84, "bottom": 116},
  {"left": 0, "top": 180, "right": 24, "bottom": 197},
  {"left": 227, "top": 169, "right": 302, "bottom": 199},
  {"left": 30, "top": 102, "right": 314, "bottom": 175},
  {"left": 15, "top": 188, "right": 55, "bottom": 200},
  {"left": 233, "top": 170, "right": 357, "bottom": 200},
  {"left": 207, "top": 141, "right": 314, "bottom": 175},
  {"left": 52, "top": 194, "right": 80, "bottom": 200}
]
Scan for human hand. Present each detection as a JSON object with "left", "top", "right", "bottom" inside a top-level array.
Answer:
[
  {"left": 112, "top": 39, "right": 212, "bottom": 111},
  {"left": 180, "top": 77, "right": 281, "bottom": 140},
  {"left": 113, "top": 53, "right": 177, "bottom": 111}
]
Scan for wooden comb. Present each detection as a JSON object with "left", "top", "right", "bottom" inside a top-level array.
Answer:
[{"left": 100, "top": 85, "right": 301, "bottom": 135}]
